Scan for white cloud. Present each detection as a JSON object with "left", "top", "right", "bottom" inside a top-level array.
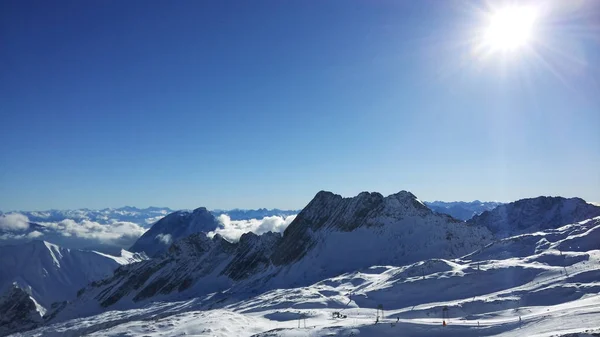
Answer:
[
  {"left": 0, "top": 213, "right": 30, "bottom": 231},
  {"left": 155, "top": 233, "right": 172, "bottom": 245},
  {"left": 0, "top": 233, "right": 26, "bottom": 241},
  {"left": 40, "top": 219, "right": 147, "bottom": 245},
  {"left": 0, "top": 230, "right": 42, "bottom": 241},
  {"left": 27, "top": 230, "right": 44, "bottom": 238},
  {"left": 145, "top": 216, "right": 166, "bottom": 225},
  {"left": 208, "top": 214, "right": 297, "bottom": 242}
]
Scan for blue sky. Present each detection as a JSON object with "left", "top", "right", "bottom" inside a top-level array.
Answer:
[{"left": 1, "top": 1, "right": 599, "bottom": 211}]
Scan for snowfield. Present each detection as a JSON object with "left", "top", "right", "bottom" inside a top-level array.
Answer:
[{"left": 9, "top": 217, "right": 600, "bottom": 337}]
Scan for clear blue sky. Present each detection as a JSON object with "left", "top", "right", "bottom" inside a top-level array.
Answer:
[{"left": 1, "top": 0, "right": 599, "bottom": 211}]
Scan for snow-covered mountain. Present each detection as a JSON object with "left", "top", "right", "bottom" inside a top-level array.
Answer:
[
  {"left": 268, "top": 191, "right": 493, "bottom": 283},
  {"left": 424, "top": 200, "right": 504, "bottom": 221},
  {"left": 15, "top": 216, "right": 600, "bottom": 337},
  {"left": 0, "top": 240, "right": 146, "bottom": 336},
  {"left": 467, "top": 196, "right": 600, "bottom": 235},
  {"left": 128, "top": 207, "right": 220, "bottom": 257},
  {"left": 0, "top": 241, "right": 146, "bottom": 307},
  {"left": 50, "top": 190, "right": 493, "bottom": 322}
]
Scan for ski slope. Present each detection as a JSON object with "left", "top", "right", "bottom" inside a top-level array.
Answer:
[{"left": 10, "top": 217, "right": 600, "bottom": 337}]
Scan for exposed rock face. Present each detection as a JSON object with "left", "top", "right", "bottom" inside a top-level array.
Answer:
[
  {"left": 0, "top": 284, "right": 43, "bottom": 336},
  {"left": 271, "top": 191, "right": 437, "bottom": 266},
  {"left": 467, "top": 197, "right": 600, "bottom": 235},
  {"left": 61, "top": 231, "right": 282, "bottom": 320},
  {"left": 129, "top": 207, "right": 219, "bottom": 257},
  {"left": 266, "top": 191, "right": 491, "bottom": 287}
]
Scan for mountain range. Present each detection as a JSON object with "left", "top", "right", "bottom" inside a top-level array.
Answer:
[{"left": 3, "top": 191, "right": 600, "bottom": 336}]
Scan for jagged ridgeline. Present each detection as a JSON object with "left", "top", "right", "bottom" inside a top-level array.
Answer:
[{"left": 55, "top": 190, "right": 493, "bottom": 321}]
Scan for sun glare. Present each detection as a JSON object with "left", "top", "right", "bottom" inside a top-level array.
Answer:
[{"left": 483, "top": 6, "right": 538, "bottom": 52}]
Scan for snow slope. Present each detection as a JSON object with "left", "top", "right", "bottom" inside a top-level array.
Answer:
[
  {"left": 0, "top": 240, "right": 145, "bottom": 309},
  {"left": 11, "top": 216, "right": 600, "bottom": 337},
  {"left": 0, "top": 241, "right": 146, "bottom": 336}
]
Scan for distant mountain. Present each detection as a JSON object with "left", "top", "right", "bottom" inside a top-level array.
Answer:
[
  {"left": 0, "top": 240, "right": 145, "bottom": 335},
  {"left": 424, "top": 200, "right": 504, "bottom": 221},
  {"left": 129, "top": 207, "right": 220, "bottom": 257},
  {"left": 212, "top": 208, "right": 299, "bottom": 221},
  {"left": 467, "top": 196, "right": 600, "bottom": 235},
  {"left": 55, "top": 190, "right": 493, "bottom": 320}
]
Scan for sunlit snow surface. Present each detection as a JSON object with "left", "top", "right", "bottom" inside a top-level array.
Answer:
[{"left": 11, "top": 217, "right": 600, "bottom": 337}]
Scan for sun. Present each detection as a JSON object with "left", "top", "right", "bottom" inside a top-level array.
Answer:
[{"left": 482, "top": 5, "right": 538, "bottom": 52}]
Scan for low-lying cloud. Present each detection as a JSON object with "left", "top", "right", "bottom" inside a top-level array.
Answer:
[
  {"left": 0, "top": 230, "right": 44, "bottom": 241},
  {"left": 40, "top": 219, "right": 147, "bottom": 245},
  {"left": 155, "top": 233, "right": 173, "bottom": 245},
  {"left": 208, "top": 214, "right": 297, "bottom": 242},
  {"left": 0, "top": 213, "right": 30, "bottom": 231},
  {"left": 0, "top": 213, "right": 148, "bottom": 253}
]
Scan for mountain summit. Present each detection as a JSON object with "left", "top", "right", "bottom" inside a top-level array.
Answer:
[
  {"left": 467, "top": 196, "right": 600, "bottom": 235},
  {"left": 129, "top": 207, "right": 219, "bottom": 257}
]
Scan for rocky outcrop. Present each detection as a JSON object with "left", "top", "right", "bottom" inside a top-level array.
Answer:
[{"left": 0, "top": 284, "right": 43, "bottom": 336}]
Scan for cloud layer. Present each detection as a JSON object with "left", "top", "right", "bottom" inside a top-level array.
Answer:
[
  {"left": 208, "top": 214, "right": 297, "bottom": 242},
  {"left": 41, "top": 219, "right": 147, "bottom": 245},
  {"left": 0, "top": 213, "right": 30, "bottom": 231},
  {"left": 0, "top": 212, "right": 148, "bottom": 252}
]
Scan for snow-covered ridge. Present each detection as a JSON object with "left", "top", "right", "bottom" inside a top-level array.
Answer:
[
  {"left": 467, "top": 196, "right": 600, "bottom": 235},
  {"left": 0, "top": 240, "right": 145, "bottom": 310},
  {"left": 0, "top": 240, "right": 146, "bottom": 336}
]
